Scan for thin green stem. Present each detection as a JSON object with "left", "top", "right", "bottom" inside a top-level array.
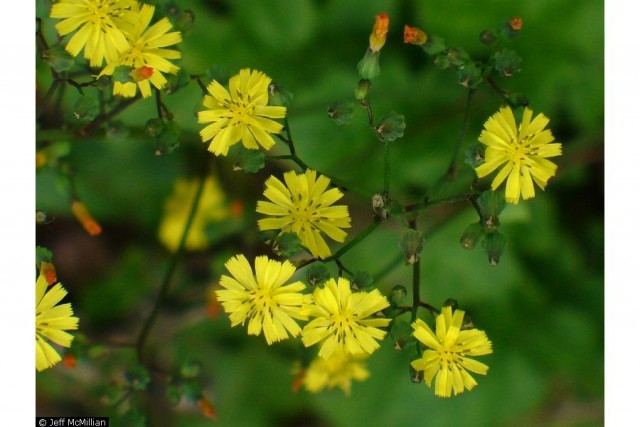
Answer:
[
  {"left": 136, "top": 173, "right": 207, "bottom": 362},
  {"left": 154, "top": 88, "right": 165, "bottom": 123},
  {"left": 383, "top": 141, "right": 391, "bottom": 195},
  {"left": 402, "top": 191, "right": 480, "bottom": 215},
  {"left": 79, "top": 97, "right": 139, "bottom": 136},
  {"left": 409, "top": 219, "right": 420, "bottom": 322},
  {"left": 328, "top": 221, "right": 381, "bottom": 261},
  {"left": 37, "top": 79, "right": 61, "bottom": 119}
]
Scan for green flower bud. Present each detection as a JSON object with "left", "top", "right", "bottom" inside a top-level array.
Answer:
[
  {"left": 400, "top": 229, "right": 424, "bottom": 265},
  {"left": 372, "top": 193, "right": 390, "bottom": 221},
  {"left": 42, "top": 46, "right": 74, "bottom": 73},
  {"left": 433, "top": 54, "right": 450, "bottom": 70},
  {"left": 351, "top": 271, "right": 373, "bottom": 291},
  {"left": 269, "top": 82, "right": 293, "bottom": 107},
  {"left": 460, "top": 222, "right": 484, "bottom": 250},
  {"left": 228, "top": 144, "right": 265, "bottom": 173},
  {"left": 72, "top": 96, "right": 99, "bottom": 122},
  {"left": 164, "top": 69, "right": 189, "bottom": 95},
  {"left": 390, "top": 320, "right": 414, "bottom": 350},
  {"left": 445, "top": 48, "right": 470, "bottom": 68},
  {"left": 154, "top": 120, "right": 181, "bottom": 155},
  {"left": 442, "top": 298, "right": 459, "bottom": 311},
  {"left": 457, "top": 63, "right": 482, "bottom": 89},
  {"left": 483, "top": 231, "right": 506, "bottom": 266},
  {"left": 422, "top": 35, "right": 446, "bottom": 56},
  {"left": 180, "top": 360, "right": 203, "bottom": 378},
  {"left": 328, "top": 100, "right": 355, "bottom": 125},
  {"left": 357, "top": 49, "right": 380, "bottom": 80},
  {"left": 410, "top": 365, "right": 424, "bottom": 384},
  {"left": 479, "top": 30, "right": 497, "bottom": 46},
  {"left": 175, "top": 9, "right": 195, "bottom": 34},
  {"left": 271, "top": 232, "right": 303, "bottom": 258},
  {"left": 206, "top": 65, "right": 230, "bottom": 86},
  {"left": 493, "top": 49, "right": 522, "bottom": 78},
  {"left": 477, "top": 190, "right": 506, "bottom": 229},
  {"left": 375, "top": 112, "right": 406, "bottom": 143},
  {"left": 307, "top": 264, "right": 330, "bottom": 287},
  {"left": 390, "top": 285, "right": 407, "bottom": 305},
  {"left": 507, "top": 92, "right": 529, "bottom": 108},
  {"left": 354, "top": 79, "right": 371, "bottom": 101},
  {"left": 465, "top": 142, "right": 485, "bottom": 168}
]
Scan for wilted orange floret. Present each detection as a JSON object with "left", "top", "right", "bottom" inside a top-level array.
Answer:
[
  {"left": 63, "top": 353, "right": 77, "bottom": 368},
  {"left": 403, "top": 25, "right": 428, "bottom": 45},
  {"left": 197, "top": 398, "right": 217, "bottom": 420},
  {"left": 40, "top": 261, "right": 58, "bottom": 285},
  {"left": 71, "top": 200, "right": 102, "bottom": 236},
  {"left": 369, "top": 13, "right": 389, "bottom": 52},
  {"left": 130, "top": 66, "right": 154, "bottom": 82},
  {"left": 509, "top": 17, "right": 523, "bottom": 31}
]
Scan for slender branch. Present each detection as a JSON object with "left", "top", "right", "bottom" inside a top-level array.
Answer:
[
  {"left": 154, "top": 88, "right": 165, "bottom": 123},
  {"left": 136, "top": 173, "right": 207, "bottom": 362},
  {"left": 419, "top": 301, "right": 440, "bottom": 318},
  {"left": 37, "top": 79, "right": 62, "bottom": 119},
  {"left": 191, "top": 75, "right": 208, "bottom": 95},
  {"left": 402, "top": 191, "right": 480, "bottom": 215},
  {"left": 79, "top": 97, "right": 139, "bottom": 136},
  {"left": 409, "top": 219, "right": 420, "bottom": 322},
  {"left": 383, "top": 141, "right": 391, "bottom": 195}
]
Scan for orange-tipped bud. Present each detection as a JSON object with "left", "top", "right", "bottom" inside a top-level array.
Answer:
[
  {"left": 230, "top": 200, "right": 245, "bottom": 218},
  {"left": 129, "top": 66, "right": 154, "bottom": 82},
  {"left": 197, "top": 398, "right": 217, "bottom": 420},
  {"left": 369, "top": 13, "right": 389, "bottom": 52},
  {"left": 40, "top": 261, "right": 58, "bottom": 285},
  {"left": 71, "top": 200, "right": 102, "bottom": 236},
  {"left": 403, "top": 25, "right": 428, "bottom": 45},
  {"left": 509, "top": 17, "right": 522, "bottom": 31}
]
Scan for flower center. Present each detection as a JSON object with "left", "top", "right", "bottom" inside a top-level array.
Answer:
[
  {"left": 88, "top": 0, "right": 125, "bottom": 28},
  {"left": 332, "top": 311, "right": 355, "bottom": 343}
]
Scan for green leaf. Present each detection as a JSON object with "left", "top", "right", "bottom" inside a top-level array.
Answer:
[
  {"left": 154, "top": 120, "right": 181, "bottom": 155},
  {"left": 272, "top": 232, "right": 302, "bottom": 258},
  {"left": 228, "top": 144, "right": 265, "bottom": 173}
]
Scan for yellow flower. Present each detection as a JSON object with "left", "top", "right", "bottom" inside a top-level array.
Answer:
[
  {"left": 475, "top": 106, "right": 562, "bottom": 204},
  {"left": 256, "top": 170, "right": 351, "bottom": 259},
  {"left": 215, "top": 254, "right": 311, "bottom": 345},
  {"left": 50, "top": 0, "right": 136, "bottom": 68},
  {"left": 158, "top": 176, "right": 229, "bottom": 252},
  {"left": 198, "top": 69, "right": 286, "bottom": 156},
  {"left": 99, "top": 3, "right": 182, "bottom": 98},
  {"left": 36, "top": 274, "right": 79, "bottom": 372},
  {"left": 301, "top": 277, "right": 390, "bottom": 360},
  {"left": 300, "top": 348, "right": 370, "bottom": 395},
  {"left": 410, "top": 306, "right": 492, "bottom": 398}
]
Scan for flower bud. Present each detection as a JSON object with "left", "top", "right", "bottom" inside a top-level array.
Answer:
[
  {"left": 390, "top": 285, "right": 407, "bottom": 305},
  {"left": 307, "top": 264, "right": 330, "bottom": 287},
  {"left": 39, "top": 261, "right": 58, "bottom": 285},
  {"left": 354, "top": 79, "right": 371, "bottom": 101},
  {"left": 390, "top": 320, "right": 414, "bottom": 350},
  {"left": 493, "top": 49, "right": 522, "bottom": 78},
  {"left": 369, "top": 13, "right": 389, "bottom": 52},
  {"left": 197, "top": 398, "right": 217, "bottom": 420},
  {"left": 73, "top": 96, "right": 99, "bottom": 121},
  {"left": 403, "top": 25, "right": 428, "bottom": 45},
  {"left": 71, "top": 200, "right": 102, "bottom": 236},
  {"left": 357, "top": 49, "right": 381, "bottom": 80},
  {"left": 457, "top": 63, "right": 482, "bottom": 89},
  {"left": 509, "top": 17, "right": 523, "bottom": 31},
  {"left": 483, "top": 231, "right": 506, "bottom": 266},
  {"left": 375, "top": 112, "right": 406, "bottom": 142},
  {"left": 42, "top": 46, "right": 74, "bottom": 73},
  {"left": 410, "top": 365, "right": 424, "bottom": 384},
  {"left": 400, "top": 229, "right": 424, "bottom": 265},
  {"left": 479, "top": 30, "right": 497, "bottom": 46},
  {"left": 477, "top": 191, "right": 506, "bottom": 223},
  {"left": 460, "top": 222, "right": 484, "bottom": 250},
  {"left": 269, "top": 83, "right": 293, "bottom": 107},
  {"left": 175, "top": 10, "right": 195, "bottom": 34},
  {"left": 372, "top": 193, "right": 390, "bottom": 221},
  {"left": 328, "top": 100, "right": 355, "bottom": 125}
]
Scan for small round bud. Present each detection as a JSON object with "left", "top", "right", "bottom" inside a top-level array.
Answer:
[
  {"left": 328, "top": 100, "right": 355, "bottom": 125},
  {"left": 41, "top": 46, "right": 74, "bottom": 73},
  {"left": 390, "top": 285, "right": 407, "bottom": 305},
  {"left": 400, "top": 229, "right": 424, "bottom": 265},
  {"left": 354, "top": 79, "right": 371, "bottom": 101},
  {"left": 175, "top": 10, "right": 195, "bottom": 33},
  {"left": 372, "top": 193, "right": 390, "bottom": 221},
  {"left": 390, "top": 320, "right": 414, "bottom": 350},
  {"left": 483, "top": 231, "right": 507, "bottom": 266},
  {"left": 410, "top": 365, "right": 424, "bottom": 384},
  {"left": 375, "top": 112, "right": 406, "bottom": 143},
  {"left": 403, "top": 25, "right": 428, "bottom": 45},
  {"left": 357, "top": 49, "right": 381, "bottom": 80},
  {"left": 509, "top": 17, "right": 523, "bottom": 31},
  {"left": 460, "top": 222, "right": 484, "bottom": 250},
  {"left": 493, "top": 49, "right": 522, "bottom": 78}
]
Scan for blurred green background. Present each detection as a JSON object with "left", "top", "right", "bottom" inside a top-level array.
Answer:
[{"left": 36, "top": 0, "right": 603, "bottom": 426}]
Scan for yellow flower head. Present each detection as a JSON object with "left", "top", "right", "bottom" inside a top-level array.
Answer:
[
  {"left": 50, "top": 0, "right": 137, "bottom": 68},
  {"left": 158, "top": 176, "right": 229, "bottom": 252},
  {"left": 36, "top": 274, "right": 79, "bottom": 372},
  {"left": 369, "top": 13, "right": 389, "bottom": 52},
  {"left": 301, "top": 277, "right": 390, "bottom": 360},
  {"left": 410, "top": 306, "right": 492, "bottom": 398},
  {"left": 198, "top": 69, "right": 287, "bottom": 156},
  {"left": 300, "top": 348, "right": 370, "bottom": 395},
  {"left": 216, "top": 254, "right": 312, "bottom": 345},
  {"left": 99, "top": 3, "right": 182, "bottom": 98},
  {"left": 256, "top": 170, "right": 351, "bottom": 260},
  {"left": 475, "top": 106, "right": 562, "bottom": 204}
]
